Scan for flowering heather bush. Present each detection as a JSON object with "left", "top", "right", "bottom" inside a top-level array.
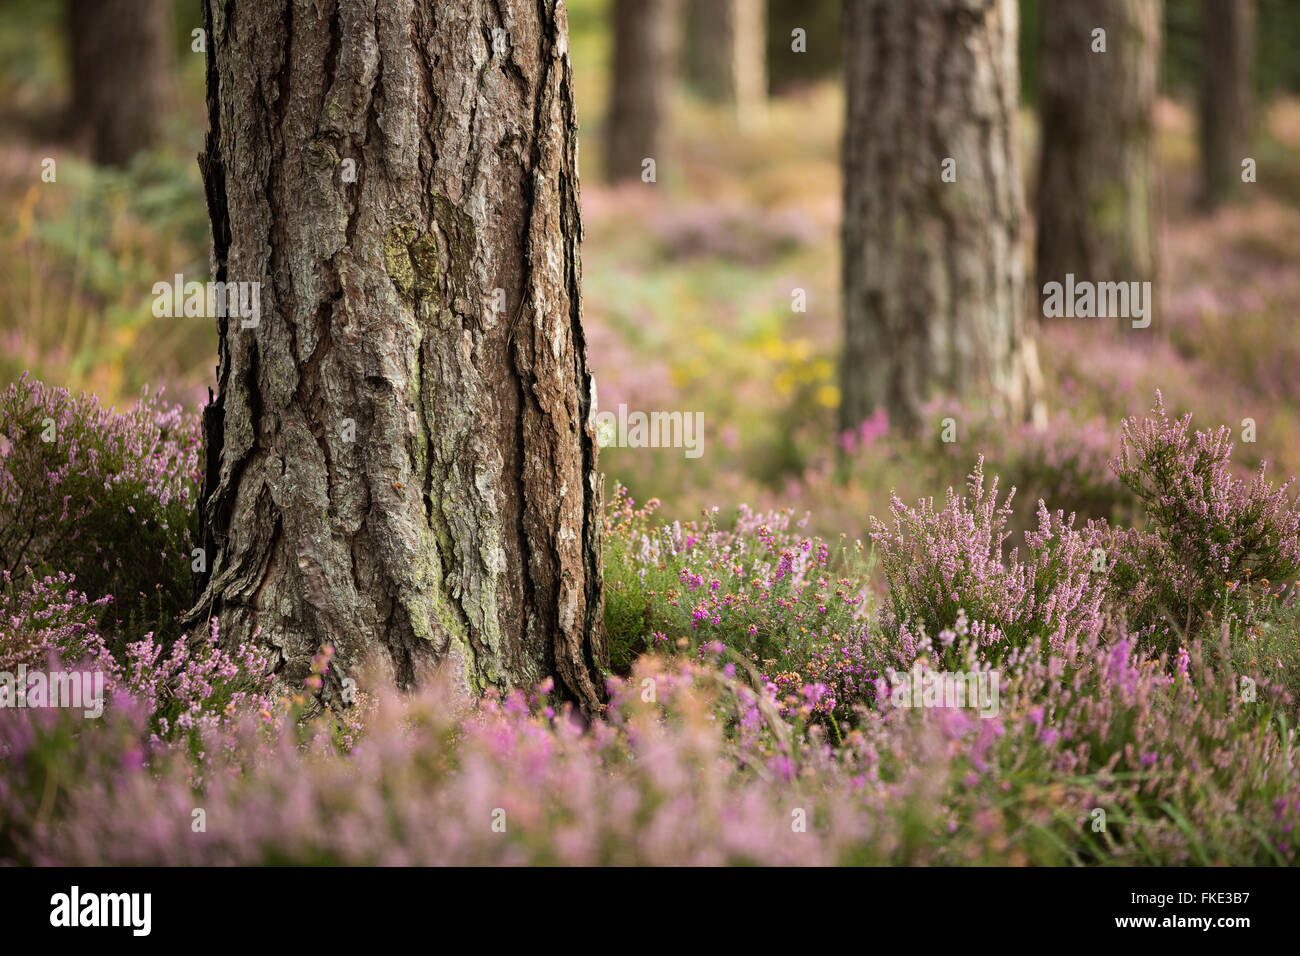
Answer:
[
  {"left": 604, "top": 485, "right": 880, "bottom": 720},
  {"left": 0, "top": 569, "right": 114, "bottom": 675},
  {"left": 2, "top": 627, "right": 1296, "bottom": 866},
  {"left": 1106, "top": 391, "right": 1300, "bottom": 648},
  {"left": 870, "top": 457, "right": 1107, "bottom": 661},
  {"left": 0, "top": 568, "right": 273, "bottom": 748},
  {"left": 118, "top": 618, "right": 275, "bottom": 751},
  {"left": 0, "top": 374, "right": 202, "bottom": 641}
]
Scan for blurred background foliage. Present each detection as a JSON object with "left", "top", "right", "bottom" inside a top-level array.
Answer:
[{"left": 0, "top": 0, "right": 1297, "bottom": 546}]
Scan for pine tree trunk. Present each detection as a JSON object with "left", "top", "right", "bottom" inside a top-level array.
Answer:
[
  {"left": 685, "top": 0, "right": 766, "bottom": 126},
  {"left": 766, "top": 0, "right": 841, "bottom": 93},
  {"left": 840, "top": 0, "right": 1029, "bottom": 436},
  {"left": 606, "top": 0, "right": 678, "bottom": 181},
  {"left": 1199, "top": 0, "right": 1255, "bottom": 209},
  {"left": 1035, "top": 0, "right": 1161, "bottom": 302},
  {"left": 66, "top": 0, "right": 172, "bottom": 166},
  {"left": 189, "top": 0, "right": 607, "bottom": 716}
]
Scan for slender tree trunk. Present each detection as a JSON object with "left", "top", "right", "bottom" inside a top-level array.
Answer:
[
  {"left": 685, "top": 0, "right": 766, "bottom": 126},
  {"left": 1199, "top": 0, "right": 1255, "bottom": 209},
  {"left": 606, "top": 0, "right": 678, "bottom": 181},
  {"left": 66, "top": 0, "right": 172, "bottom": 166},
  {"left": 1035, "top": 0, "right": 1161, "bottom": 304},
  {"left": 840, "top": 0, "right": 1029, "bottom": 436},
  {"left": 188, "top": 0, "right": 606, "bottom": 716}
]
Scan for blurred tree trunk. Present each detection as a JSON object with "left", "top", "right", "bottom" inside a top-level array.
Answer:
[
  {"left": 840, "top": 0, "right": 1031, "bottom": 436},
  {"left": 766, "top": 0, "right": 840, "bottom": 93},
  {"left": 66, "top": 0, "right": 172, "bottom": 166},
  {"left": 188, "top": 0, "right": 606, "bottom": 716},
  {"left": 1199, "top": 0, "right": 1255, "bottom": 209},
  {"left": 685, "top": 0, "right": 766, "bottom": 126},
  {"left": 606, "top": 0, "right": 678, "bottom": 181},
  {"left": 1035, "top": 0, "right": 1161, "bottom": 303}
]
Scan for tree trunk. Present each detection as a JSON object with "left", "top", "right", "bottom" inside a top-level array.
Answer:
[
  {"left": 766, "top": 0, "right": 841, "bottom": 93},
  {"left": 188, "top": 0, "right": 607, "bottom": 717},
  {"left": 66, "top": 0, "right": 172, "bottom": 166},
  {"left": 605, "top": 0, "right": 678, "bottom": 181},
  {"left": 1199, "top": 0, "right": 1255, "bottom": 209},
  {"left": 685, "top": 0, "right": 766, "bottom": 126},
  {"left": 840, "top": 0, "right": 1029, "bottom": 436},
  {"left": 1035, "top": 0, "right": 1161, "bottom": 303}
]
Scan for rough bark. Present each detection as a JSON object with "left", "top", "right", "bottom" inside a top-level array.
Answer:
[
  {"left": 605, "top": 0, "right": 678, "bottom": 181},
  {"left": 67, "top": 0, "right": 172, "bottom": 166},
  {"left": 1035, "top": 0, "right": 1161, "bottom": 300},
  {"left": 685, "top": 0, "right": 766, "bottom": 126},
  {"left": 1199, "top": 0, "right": 1255, "bottom": 209},
  {"left": 188, "top": 0, "right": 607, "bottom": 716},
  {"left": 840, "top": 0, "right": 1029, "bottom": 436}
]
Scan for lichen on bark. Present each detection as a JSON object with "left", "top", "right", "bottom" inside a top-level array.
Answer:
[{"left": 383, "top": 225, "right": 440, "bottom": 301}]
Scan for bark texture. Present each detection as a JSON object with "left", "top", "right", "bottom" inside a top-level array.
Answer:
[
  {"left": 189, "top": 0, "right": 606, "bottom": 716},
  {"left": 1199, "top": 0, "right": 1255, "bottom": 209},
  {"left": 685, "top": 0, "right": 766, "bottom": 126},
  {"left": 605, "top": 0, "right": 678, "bottom": 181},
  {"left": 1035, "top": 0, "right": 1161, "bottom": 297},
  {"left": 840, "top": 0, "right": 1029, "bottom": 436},
  {"left": 67, "top": 0, "right": 172, "bottom": 166}
]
